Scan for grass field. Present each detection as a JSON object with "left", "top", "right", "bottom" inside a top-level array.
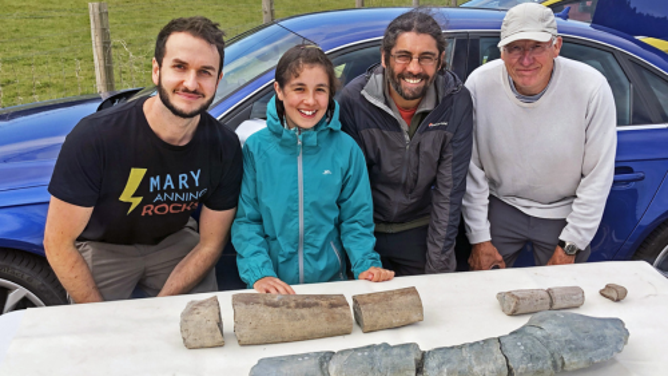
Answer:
[{"left": 0, "top": 0, "right": 465, "bottom": 108}]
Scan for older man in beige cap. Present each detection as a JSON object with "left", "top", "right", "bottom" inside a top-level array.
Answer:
[{"left": 462, "top": 3, "right": 617, "bottom": 270}]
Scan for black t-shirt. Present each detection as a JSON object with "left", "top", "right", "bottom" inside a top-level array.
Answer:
[{"left": 48, "top": 97, "right": 243, "bottom": 245}]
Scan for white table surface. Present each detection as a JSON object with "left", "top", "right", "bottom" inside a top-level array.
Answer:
[{"left": 1, "top": 261, "right": 667, "bottom": 375}]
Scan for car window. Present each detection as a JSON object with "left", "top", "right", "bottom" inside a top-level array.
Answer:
[
  {"left": 248, "top": 39, "right": 456, "bottom": 122},
  {"left": 559, "top": 42, "right": 631, "bottom": 125},
  {"left": 477, "top": 36, "right": 631, "bottom": 125},
  {"left": 124, "top": 24, "right": 305, "bottom": 108},
  {"left": 460, "top": 0, "right": 541, "bottom": 10},
  {"left": 214, "top": 24, "right": 305, "bottom": 104},
  {"left": 248, "top": 45, "right": 382, "bottom": 121},
  {"left": 550, "top": 0, "right": 599, "bottom": 23},
  {"left": 631, "top": 62, "right": 668, "bottom": 123}
]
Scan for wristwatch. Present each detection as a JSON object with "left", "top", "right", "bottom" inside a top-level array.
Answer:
[{"left": 558, "top": 240, "right": 581, "bottom": 256}]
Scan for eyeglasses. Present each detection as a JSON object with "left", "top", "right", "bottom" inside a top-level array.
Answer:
[
  {"left": 503, "top": 40, "right": 555, "bottom": 59},
  {"left": 390, "top": 54, "right": 438, "bottom": 66}
]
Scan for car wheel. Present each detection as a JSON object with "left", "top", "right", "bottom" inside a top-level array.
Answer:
[
  {"left": 0, "top": 249, "right": 67, "bottom": 314},
  {"left": 633, "top": 222, "right": 668, "bottom": 278}
]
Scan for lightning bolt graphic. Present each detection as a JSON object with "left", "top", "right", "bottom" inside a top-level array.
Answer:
[{"left": 119, "top": 168, "right": 147, "bottom": 214}]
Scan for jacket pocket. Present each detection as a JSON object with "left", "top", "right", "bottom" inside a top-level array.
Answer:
[{"left": 330, "top": 241, "right": 344, "bottom": 280}]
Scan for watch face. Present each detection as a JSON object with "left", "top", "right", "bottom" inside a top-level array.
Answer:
[{"left": 564, "top": 243, "right": 579, "bottom": 255}]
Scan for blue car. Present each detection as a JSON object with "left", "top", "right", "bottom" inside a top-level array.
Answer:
[{"left": 1, "top": 6, "right": 667, "bottom": 313}]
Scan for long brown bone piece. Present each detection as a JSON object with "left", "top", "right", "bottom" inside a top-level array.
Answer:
[
  {"left": 352, "top": 287, "right": 424, "bottom": 333},
  {"left": 497, "top": 286, "right": 584, "bottom": 316},
  {"left": 232, "top": 293, "right": 353, "bottom": 345}
]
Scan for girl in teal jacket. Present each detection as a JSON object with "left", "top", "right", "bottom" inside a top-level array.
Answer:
[{"left": 232, "top": 45, "right": 394, "bottom": 294}]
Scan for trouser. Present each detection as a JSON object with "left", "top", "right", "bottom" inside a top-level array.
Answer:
[
  {"left": 73, "top": 217, "right": 217, "bottom": 302},
  {"left": 489, "top": 196, "right": 590, "bottom": 267},
  {"left": 374, "top": 225, "right": 428, "bottom": 276}
]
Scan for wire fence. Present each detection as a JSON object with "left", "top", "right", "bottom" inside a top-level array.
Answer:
[{"left": 0, "top": 0, "right": 462, "bottom": 108}]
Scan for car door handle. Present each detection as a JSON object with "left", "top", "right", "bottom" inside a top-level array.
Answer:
[{"left": 614, "top": 172, "right": 645, "bottom": 183}]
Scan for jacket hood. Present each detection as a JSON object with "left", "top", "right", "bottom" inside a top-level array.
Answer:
[
  {"left": 362, "top": 63, "right": 464, "bottom": 104},
  {"left": 265, "top": 95, "right": 341, "bottom": 148}
]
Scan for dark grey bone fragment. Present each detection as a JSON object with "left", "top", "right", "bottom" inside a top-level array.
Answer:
[
  {"left": 233, "top": 293, "right": 352, "bottom": 345},
  {"left": 328, "top": 343, "right": 422, "bottom": 376},
  {"left": 352, "top": 287, "right": 423, "bottom": 333},
  {"left": 497, "top": 289, "right": 551, "bottom": 316},
  {"left": 499, "top": 326, "right": 560, "bottom": 376},
  {"left": 249, "top": 351, "right": 334, "bottom": 376},
  {"left": 422, "top": 338, "right": 508, "bottom": 376},
  {"left": 249, "top": 312, "right": 628, "bottom": 375},
  {"left": 546, "top": 287, "right": 585, "bottom": 310},
  {"left": 518, "top": 311, "right": 629, "bottom": 371},
  {"left": 179, "top": 296, "right": 224, "bottom": 349},
  {"left": 600, "top": 283, "right": 628, "bottom": 302}
]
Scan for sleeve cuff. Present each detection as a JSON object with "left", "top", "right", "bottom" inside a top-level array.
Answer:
[{"left": 467, "top": 230, "right": 492, "bottom": 245}]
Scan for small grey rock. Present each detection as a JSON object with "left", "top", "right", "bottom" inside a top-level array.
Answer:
[
  {"left": 422, "top": 338, "right": 508, "bottom": 376},
  {"left": 249, "top": 351, "right": 334, "bottom": 376},
  {"left": 328, "top": 343, "right": 422, "bottom": 376},
  {"left": 179, "top": 296, "right": 224, "bottom": 349}
]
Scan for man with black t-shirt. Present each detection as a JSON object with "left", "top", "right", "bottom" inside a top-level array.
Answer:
[{"left": 43, "top": 17, "right": 242, "bottom": 303}]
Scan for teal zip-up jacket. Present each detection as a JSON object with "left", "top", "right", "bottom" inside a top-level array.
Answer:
[{"left": 232, "top": 96, "right": 381, "bottom": 288}]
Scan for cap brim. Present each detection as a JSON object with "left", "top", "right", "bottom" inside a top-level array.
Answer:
[{"left": 498, "top": 31, "right": 553, "bottom": 47}]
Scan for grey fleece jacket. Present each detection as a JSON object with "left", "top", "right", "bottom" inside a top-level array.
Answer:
[{"left": 339, "top": 64, "right": 474, "bottom": 273}]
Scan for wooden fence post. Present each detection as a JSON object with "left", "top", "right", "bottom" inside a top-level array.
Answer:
[
  {"left": 88, "top": 2, "right": 115, "bottom": 93},
  {"left": 356, "top": 0, "right": 364, "bottom": 8},
  {"left": 262, "top": 0, "right": 275, "bottom": 23},
  {"left": 413, "top": 0, "right": 420, "bottom": 6},
  {"left": 451, "top": 0, "right": 458, "bottom": 6}
]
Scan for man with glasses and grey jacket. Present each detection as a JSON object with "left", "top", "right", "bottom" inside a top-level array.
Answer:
[
  {"left": 462, "top": 3, "right": 616, "bottom": 270},
  {"left": 339, "top": 9, "right": 473, "bottom": 275}
]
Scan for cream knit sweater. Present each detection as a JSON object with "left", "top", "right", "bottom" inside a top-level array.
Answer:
[{"left": 463, "top": 56, "right": 617, "bottom": 250}]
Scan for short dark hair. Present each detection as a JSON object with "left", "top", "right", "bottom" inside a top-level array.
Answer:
[
  {"left": 155, "top": 16, "right": 226, "bottom": 74},
  {"left": 382, "top": 9, "right": 447, "bottom": 69},
  {"left": 274, "top": 44, "right": 339, "bottom": 125}
]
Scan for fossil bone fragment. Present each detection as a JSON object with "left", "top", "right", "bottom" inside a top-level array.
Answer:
[
  {"left": 497, "top": 286, "right": 584, "bottom": 316},
  {"left": 599, "top": 283, "right": 628, "bottom": 302},
  {"left": 328, "top": 343, "right": 422, "bottom": 376},
  {"left": 179, "top": 296, "right": 225, "bottom": 349},
  {"left": 232, "top": 293, "right": 352, "bottom": 345},
  {"left": 422, "top": 338, "right": 507, "bottom": 376},
  {"left": 249, "top": 351, "right": 334, "bottom": 376},
  {"left": 546, "top": 286, "right": 585, "bottom": 310},
  {"left": 250, "top": 312, "right": 629, "bottom": 376},
  {"left": 352, "top": 287, "right": 423, "bottom": 333}
]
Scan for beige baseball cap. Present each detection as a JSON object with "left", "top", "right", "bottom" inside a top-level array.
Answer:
[{"left": 497, "top": 3, "right": 558, "bottom": 47}]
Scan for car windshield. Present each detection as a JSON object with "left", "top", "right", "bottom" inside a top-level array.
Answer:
[
  {"left": 460, "top": 0, "right": 542, "bottom": 10},
  {"left": 129, "top": 22, "right": 305, "bottom": 107},
  {"left": 214, "top": 23, "right": 305, "bottom": 104}
]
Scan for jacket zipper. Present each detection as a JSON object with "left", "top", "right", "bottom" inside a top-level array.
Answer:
[
  {"left": 297, "top": 129, "right": 305, "bottom": 284},
  {"left": 392, "top": 138, "right": 411, "bottom": 219},
  {"left": 330, "top": 242, "right": 344, "bottom": 280},
  {"left": 392, "top": 100, "right": 450, "bottom": 219}
]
